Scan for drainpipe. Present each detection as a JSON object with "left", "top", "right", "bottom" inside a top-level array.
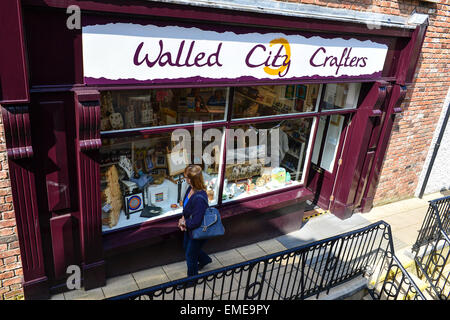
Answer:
[{"left": 418, "top": 102, "right": 450, "bottom": 198}]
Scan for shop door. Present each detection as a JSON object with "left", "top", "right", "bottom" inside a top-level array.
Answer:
[{"left": 307, "top": 114, "right": 350, "bottom": 209}]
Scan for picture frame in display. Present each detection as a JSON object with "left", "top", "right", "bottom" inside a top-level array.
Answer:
[
  {"left": 153, "top": 153, "right": 167, "bottom": 168},
  {"left": 167, "top": 148, "right": 189, "bottom": 176},
  {"left": 124, "top": 192, "right": 145, "bottom": 219},
  {"left": 296, "top": 85, "right": 307, "bottom": 99},
  {"left": 149, "top": 185, "right": 169, "bottom": 205},
  {"left": 285, "top": 85, "right": 295, "bottom": 99}
]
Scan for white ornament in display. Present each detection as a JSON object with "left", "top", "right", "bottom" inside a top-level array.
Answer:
[{"left": 118, "top": 155, "right": 134, "bottom": 179}]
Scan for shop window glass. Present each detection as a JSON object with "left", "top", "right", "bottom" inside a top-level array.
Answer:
[
  {"left": 232, "top": 84, "right": 321, "bottom": 119},
  {"left": 100, "top": 87, "right": 228, "bottom": 131},
  {"left": 100, "top": 127, "right": 224, "bottom": 232},
  {"left": 321, "top": 83, "right": 361, "bottom": 110},
  {"left": 222, "top": 118, "right": 314, "bottom": 202},
  {"left": 311, "top": 114, "right": 345, "bottom": 172}
]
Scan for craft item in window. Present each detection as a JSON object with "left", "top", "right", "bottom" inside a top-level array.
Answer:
[
  {"left": 286, "top": 172, "right": 292, "bottom": 183},
  {"left": 134, "top": 148, "right": 147, "bottom": 175},
  {"left": 152, "top": 174, "right": 165, "bottom": 185},
  {"left": 153, "top": 153, "right": 167, "bottom": 169},
  {"left": 149, "top": 185, "right": 169, "bottom": 205},
  {"left": 271, "top": 167, "right": 286, "bottom": 185},
  {"left": 125, "top": 104, "right": 137, "bottom": 129},
  {"left": 100, "top": 92, "right": 114, "bottom": 131},
  {"left": 130, "top": 174, "right": 154, "bottom": 190},
  {"left": 257, "top": 86, "right": 276, "bottom": 106},
  {"left": 167, "top": 147, "right": 189, "bottom": 176},
  {"left": 145, "top": 148, "right": 155, "bottom": 172},
  {"left": 101, "top": 165, "right": 122, "bottom": 228},
  {"left": 160, "top": 107, "right": 177, "bottom": 124},
  {"left": 229, "top": 183, "right": 236, "bottom": 198},
  {"left": 245, "top": 179, "right": 256, "bottom": 192},
  {"left": 285, "top": 85, "right": 295, "bottom": 99},
  {"left": 243, "top": 102, "right": 259, "bottom": 117},
  {"left": 124, "top": 192, "right": 144, "bottom": 219},
  {"left": 207, "top": 90, "right": 226, "bottom": 106},
  {"left": 261, "top": 167, "right": 273, "bottom": 184},
  {"left": 140, "top": 102, "right": 153, "bottom": 125},
  {"left": 109, "top": 113, "right": 124, "bottom": 130},
  {"left": 226, "top": 163, "right": 262, "bottom": 182},
  {"left": 256, "top": 177, "right": 266, "bottom": 187},
  {"left": 140, "top": 205, "right": 162, "bottom": 218},
  {"left": 120, "top": 179, "right": 138, "bottom": 195},
  {"left": 119, "top": 155, "right": 134, "bottom": 179}
]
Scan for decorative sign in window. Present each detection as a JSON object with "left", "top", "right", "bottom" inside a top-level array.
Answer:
[{"left": 83, "top": 23, "right": 388, "bottom": 85}]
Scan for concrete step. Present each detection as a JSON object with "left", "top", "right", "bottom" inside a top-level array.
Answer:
[{"left": 306, "top": 276, "right": 368, "bottom": 300}]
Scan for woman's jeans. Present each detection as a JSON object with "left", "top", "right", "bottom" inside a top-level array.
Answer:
[{"left": 183, "top": 232, "right": 212, "bottom": 277}]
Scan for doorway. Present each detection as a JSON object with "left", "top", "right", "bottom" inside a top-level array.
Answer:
[{"left": 307, "top": 114, "right": 350, "bottom": 209}]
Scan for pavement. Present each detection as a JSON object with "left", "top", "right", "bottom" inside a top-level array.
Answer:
[{"left": 50, "top": 190, "right": 449, "bottom": 300}]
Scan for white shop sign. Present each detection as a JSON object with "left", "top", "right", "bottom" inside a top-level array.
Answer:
[{"left": 82, "top": 23, "right": 388, "bottom": 84}]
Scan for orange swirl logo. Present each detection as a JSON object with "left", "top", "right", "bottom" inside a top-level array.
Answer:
[{"left": 245, "top": 37, "right": 292, "bottom": 78}]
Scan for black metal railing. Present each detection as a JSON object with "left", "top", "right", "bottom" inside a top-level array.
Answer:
[
  {"left": 108, "top": 220, "right": 425, "bottom": 300},
  {"left": 412, "top": 195, "right": 450, "bottom": 300}
]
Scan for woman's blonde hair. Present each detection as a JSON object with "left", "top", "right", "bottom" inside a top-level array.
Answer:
[{"left": 184, "top": 165, "right": 206, "bottom": 192}]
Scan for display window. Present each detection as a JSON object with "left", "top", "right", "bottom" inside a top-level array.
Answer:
[
  {"left": 222, "top": 118, "right": 314, "bottom": 202},
  {"left": 232, "top": 84, "right": 321, "bottom": 119},
  {"left": 100, "top": 128, "right": 225, "bottom": 232},
  {"left": 99, "top": 82, "right": 361, "bottom": 233},
  {"left": 100, "top": 87, "right": 228, "bottom": 132},
  {"left": 311, "top": 114, "right": 347, "bottom": 172},
  {"left": 321, "top": 83, "right": 361, "bottom": 111}
]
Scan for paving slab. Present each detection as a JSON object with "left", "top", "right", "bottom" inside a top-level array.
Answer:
[
  {"left": 236, "top": 243, "right": 268, "bottom": 261},
  {"left": 64, "top": 287, "right": 105, "bottom": 300},
  {"left": 213, "top": 249, "right": 247, "bottom": 267},
  {"left": 256, "top": 239, "right": 288, "bottom": 255},
  {"left": 132, "top": 266, "right": 170, "bottom": 290},
  {"left": 101, "top": 274, "right": 139, "bottom": 299}
]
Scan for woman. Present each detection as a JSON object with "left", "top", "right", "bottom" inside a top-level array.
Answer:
[{"left": 178, "top": 165, "right": 213, "bottom": 277}]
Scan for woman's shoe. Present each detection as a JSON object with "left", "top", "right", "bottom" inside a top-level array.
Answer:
[{"left": 198, "top": 259, "right": 213, "bottom": 271}]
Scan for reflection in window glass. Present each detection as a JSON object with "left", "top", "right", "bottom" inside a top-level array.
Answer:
[
  {"left": 100, "top": 128, "right": 224, "bottom": 232},
  {"left": 222, "top": 118, "right": 313, "bottom": 202},
  {"left": 321, "top": 83, "right": 361, "bottom": 110},
  {"left": 100, "top": 87, "right": 228, "bottom": 131},
  {"left": 311, "top": 115, "right": 345, "bottom": 173},
  {"left": 232, "top": 84, "right": 321, "bottom": 119}
]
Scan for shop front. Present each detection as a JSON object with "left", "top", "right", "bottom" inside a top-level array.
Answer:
[{"left": 0, "top": 0, "right": 427, "bottom": 299}]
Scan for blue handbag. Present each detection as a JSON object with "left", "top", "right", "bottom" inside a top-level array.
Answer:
[{"left": 191, "top": 207, "right": 225, "bottom": 240}]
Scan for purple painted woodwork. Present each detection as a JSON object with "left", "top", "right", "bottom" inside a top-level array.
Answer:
[
  {"left": 50, "top": 214, "right": 75, "bottom": 280},
  {"left": 38, "top": 100, "right": 72, "bottom": 212},
  {"left": 74, "top": 90, "right": 105, "bottom": 290},
  {"left": 0, "top": 0, "right": 29, "bottom": 104},
  {"left": 1, "top": 105, "right": 49, "bottom": 299},
  {"left": 359, "top": 84, "right": 408, "bottom": 212},
  {"left": 396, "top": 25, "right": 428, "bottom": 86},
  {"left": 23, "top": 6, "right": 82, "bottom": 86},
  {"left": 329, "top": 81, "right": 389, "bottom": 219}
]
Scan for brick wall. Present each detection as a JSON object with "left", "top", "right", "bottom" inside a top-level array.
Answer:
[
  {"left": 278, "top": 0, "right": 450, "bottom": 205},
  {"left": 0, "top": 108, "right": 23, "bottom": 300}
]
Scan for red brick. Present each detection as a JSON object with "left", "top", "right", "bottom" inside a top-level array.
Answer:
[{"left": 2, "top": 276, "right": 22, "bottom": 287}]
